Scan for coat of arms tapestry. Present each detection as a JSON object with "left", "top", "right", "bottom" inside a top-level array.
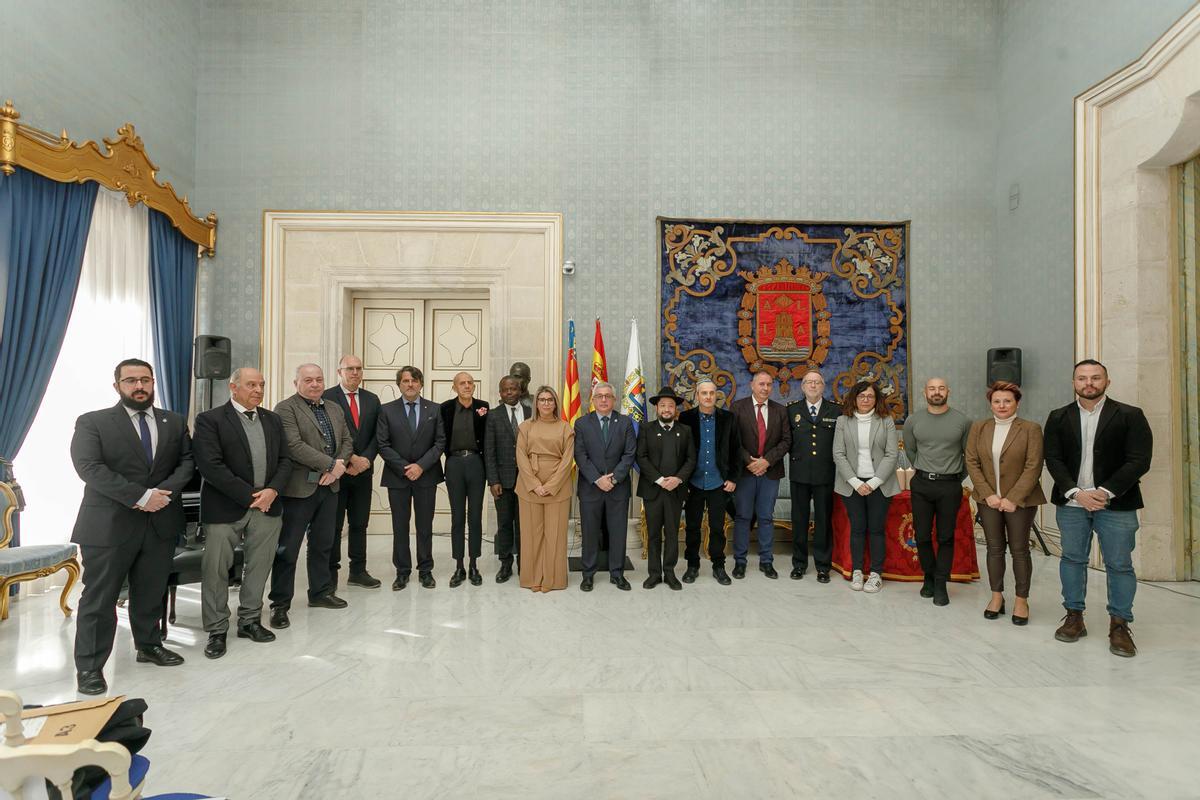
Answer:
[{"left": 658, "top": 217, "right": 911, "bottom": 419}]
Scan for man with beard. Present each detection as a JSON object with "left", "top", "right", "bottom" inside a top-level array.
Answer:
[
  {"left": 70, "top": 359, "right": 194, "bottom": 695},
  {"left": 1043, "top": 360, "right": 1152, "bottom": 657},
  {"left": 636, "top": 387, "right": 695, "bottom": 589},
  {"left": 903, "top": 377, "right": 972, "bottom": 606}
]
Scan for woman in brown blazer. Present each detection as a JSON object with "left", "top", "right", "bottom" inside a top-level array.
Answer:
[{"left": 965, "top": 381, "right": 1046, "bottom": 625}]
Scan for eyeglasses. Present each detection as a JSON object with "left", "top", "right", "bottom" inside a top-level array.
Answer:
[{"left": 119, "top": 377, "right": 154, "bottom": 387}]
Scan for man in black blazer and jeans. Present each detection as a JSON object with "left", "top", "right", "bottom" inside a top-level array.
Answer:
[
  {"left": 323, "top": 354, "right": 382, "bottom": 589},
  {"left": 1044, "top": 359, "right": 1152, "bottom": 657},
  {"left": 679, "top": 379, "right": 739, "bottom": 585},
  {"left": 193, "top": 367, "right": 292, "bottom": 659},
  {"left": 70, "top": 359, "right": 194, "bottom": 695}
]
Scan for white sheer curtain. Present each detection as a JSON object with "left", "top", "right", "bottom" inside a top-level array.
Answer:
[{"left": 16, "top": 187, "right": 152, "bottom": 547}]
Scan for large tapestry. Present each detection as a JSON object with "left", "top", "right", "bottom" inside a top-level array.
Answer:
[{"left": 659, "top": 217, "right": 910, "bottom": 419}]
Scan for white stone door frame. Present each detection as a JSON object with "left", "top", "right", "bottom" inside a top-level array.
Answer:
[
  {"left": 260, "top": 210, "right": 563, "bottom": 407},
  {"left": 1073, "top": 3, "right": 1200, "bottom": 580}
]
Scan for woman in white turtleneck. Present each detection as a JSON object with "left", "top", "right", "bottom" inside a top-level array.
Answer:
[
  {"left": 964, "top": 382, "right": 1046, "bottom": 625},
  {"left": 831, "top": 381, "right": 900, "bottom": 594}
]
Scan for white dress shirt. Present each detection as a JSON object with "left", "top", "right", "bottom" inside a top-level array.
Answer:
[{"left": 1067, "top": 397, "right": 1112, "bottom": 507}]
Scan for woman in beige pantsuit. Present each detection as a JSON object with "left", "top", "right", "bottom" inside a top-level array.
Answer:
[{"left": 515, "top": 386, "right": 575, "bottom": 592}]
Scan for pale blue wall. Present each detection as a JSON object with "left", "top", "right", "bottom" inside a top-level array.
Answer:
[{"left": 992, "top": 0, "right": 1195, "bottom": 422}]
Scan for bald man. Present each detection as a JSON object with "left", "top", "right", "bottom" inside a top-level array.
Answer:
[{"left": 439, "top": 371, "right": 490, "bottom": 586}]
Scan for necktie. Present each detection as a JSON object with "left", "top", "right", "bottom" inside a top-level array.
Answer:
[
  {"left": 406, "top": 401, "right": 416, "bottom": 431},
  {"left": 756, "top": 404, "right": 767, "bottom": 456},
  {"left": 243, "top": 410, "right": 255, "bottom": 422},
  {"left": 510, "top": 406, "right": 519, "bottom": 434},
  {"left": 348, "top": 392, "right": 360, "bottom": 428},
  {"left": 137, "top": 411, "right": 153, "bottom": 466},
  {"left": 600, "top": 416, "right": 610, "bottom": 443},
  {"left": 810, "top": 404, "right": 817, "bottom": 418}
]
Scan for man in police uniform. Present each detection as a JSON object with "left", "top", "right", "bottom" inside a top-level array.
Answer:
[{"left": 786, "top": 369, "right": 841, "bottom": 582}]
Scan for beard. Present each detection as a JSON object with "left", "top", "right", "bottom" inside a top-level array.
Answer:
[
  {"left": 1076, "top": 386, "right": 1104, "bottom": 399},
  {"left": 121, "top": 391, "right": 154, "bottom": 411},
  {"left": 926, "top": 395, "right": 948, "bottom": 407}
]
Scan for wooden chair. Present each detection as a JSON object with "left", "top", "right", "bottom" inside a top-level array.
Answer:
[{"left": 0, "top": 482, "right": 80, "bottom": 622}]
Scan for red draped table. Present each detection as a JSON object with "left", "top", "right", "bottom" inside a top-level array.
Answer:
[{"left": 831, "top": 490, "right": 979, "bottom": 582}]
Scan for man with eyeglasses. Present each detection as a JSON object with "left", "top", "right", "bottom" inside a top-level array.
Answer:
[
  {"left": 70, "top": 359, "right": 195, "bottom": 695},
  {"left": 785, "top": 369, "right": 841, "bottom": 583}
]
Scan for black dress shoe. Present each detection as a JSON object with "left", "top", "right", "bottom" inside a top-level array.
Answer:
[
  {"left": 611, "top": 574, "right": 632, "bottom": 591},
  {"left": 449, "top": 568, "right": 467, "bottom": 588},
  {"left": 643, "top": 575, "right": 662, "bottom": 589},
  {"left": 732, "top": 563, "right": 746, "bottom": 579},
  {"left": 816, "top": 571, "right": 831, "bottom": 584},
  {"left": 468, "top": 566, "right": 483, "bottom": 586},
  {"left": 581, "top": 575, "right": 594, "bottom": 592},
  {"left": 713, "top": 566, "right": 732, "bottom": 585},
  {"left": 392, "top": 574, "right": 409, "bottom": 591},
  {"left": 419, "top": 572, "right": 436, "bottom": 589},
  {"left": 308, "top": 593, "right": 348, "bottom": 609},
  {"left": 790, "top": 567, "right": 806, "bottom": 580},
  {"left": 347, "top": 571, "right": 382, "bottom": 588},
  {"left": 933, "top": 582, "right": 950, "bottom": 607},
  {"left": 237, "top": 621, "right": 276, "bottom": 643},
  {"left": 920, "top": 575, "right": 935, "bottom": 598},
  {"left": 77, "top": 670, "right": 107, "bottom": 696},
  {"left": 204, "top": 633, "right": 227, "bottom": 659},
  {"left": 983, "top": 602, "right": 1006, "bottom": 620},
  {"left": 682, "top": 566, "right": 699, "bottom": 584},
  {"left": 1011, "top": 613, "right": 1029, "bottom": 626},
  {"left": 760, "top": 563, "right": 779, "bottom": 579},
  {"left": 270, "top": 607, "right": 290, "bottom": 629},
  {"left": 664, "top": 572, "right": 683, "bottom": 591},
  {"left": 496, "top": 563, "right": 513, "bottom": 583},
  {"left": 136, "top": 645, "right": 185, "bottom": 667}
]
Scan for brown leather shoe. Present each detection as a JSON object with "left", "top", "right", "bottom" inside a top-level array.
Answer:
[
  {"left": 1054, "top": 609, "right": 1087, "bottom": 642},
  {"left": 1108, "top": 616, "right": 1136, "bottom": 658}
]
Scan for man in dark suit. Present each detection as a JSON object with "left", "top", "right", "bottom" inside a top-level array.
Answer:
[
  {"left": 1044, "top": 359, "right": 1152, "bottom": 658},
  {"left": 786, "top": 369, "right": 841, "bottom": 583},
  {"left": 574, "top": 380, "right": 637, "bottom": 592},
  {"left": 322, "top": 354, "right": 382, "bottom": 589},
  {"left": 70, "top": 358, "right": 194, "bottom": 695},
  {"left": 679, "top": 379, "right": 739, "bottom": 585},
  {"left": 440, "top": 371, "right": 490, "bottom": 587},
  {"left": 193, "top": 367, "right": 291, "bottom": 659},
  {"left": 377, "top": 365, "right": 446, "bottom": 590},
  {"left": 269, "top": 363, "right": 354, "bottom": 628},
  {"left": 730, "top": 370, "right": 791, "bottom": 579},
  {"left": 636, "top": 387, "right": 696, "bottom": 590},
  {"left": 484, "top": 375, "right": 529, "bottom": 582}
]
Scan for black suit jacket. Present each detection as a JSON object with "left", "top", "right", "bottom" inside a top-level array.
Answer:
[
  {"left": 70, "top": 403, "right": 195, "bottom": 546},
  {"left": 192, "top": 402, "right": 292, "bottom": 523},
  {"left": 377, "top": 397, "right": 445, "bottom": 487},
  {"left": 678, "top": 407, "right": 740, "bottom": 484},
  {"left": 786, "top": 398, "right": 841, "bottom": 485},
  {"left": 322, "top": 385, "right": 381, "bottom": 469},
  {"left": 1043, "top": 397, "right": 1152, "bottom": 511},
  {"left": 731, "top": 397, "right": 791, "bottom": 480},
  {"left": 574, "top": 411, "right": 638, "bottom": 502},
  {"left": 635, "top": 422, "right": 696, "bottom": 501},
  {"left": 484, "top": 403, "right": 530, "bottom": 489},
  {"left": 440, "top": 397, "right": 490, "bottom": 454}
]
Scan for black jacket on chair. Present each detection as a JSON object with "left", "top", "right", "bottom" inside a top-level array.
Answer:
[
  {"left": 1043, "top": 397, "right": 1153, "bottom": 511},
  {"left": 678, "top": 407, "right": 741, "bottom": 484},
  {"left": 322, "top": 386, "right": 381, "bottom": 469},
  {"left": 192, "top": 402, "right": 293, "bottom": 524},
  {"left": 785, "top": 399, "right": 841, "bottom": 485}
]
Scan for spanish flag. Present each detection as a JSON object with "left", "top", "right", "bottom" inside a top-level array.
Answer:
[
  {"left": 561, "top": 320, "right": 582, "bottom": 425},
  {"left": 588, "top": 318, "right": 608, "bottom": 412}
]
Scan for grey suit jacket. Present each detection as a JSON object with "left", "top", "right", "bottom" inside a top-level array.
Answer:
[
  {"left": 484, "top": 402, "right": 530, "bottom": 489},
  {"left": 275, "top": 392, "right": 354, "bottom": 498},
  {"left": 574, "top": 411, "right": 637, "bottom": 502},
  {"left": 377, "top": 396, "right": 446, "bottom": 487},
  {"left": 831, "top": 415, "right": 901, "bottom": 497}
]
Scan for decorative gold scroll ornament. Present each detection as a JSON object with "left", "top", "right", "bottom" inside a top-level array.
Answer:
[
  {"left": 0, "top": 100, "right": 216, "bottom": 255},
  {"left": 736, "top": 258, "right": 830, "bottom": 396}
]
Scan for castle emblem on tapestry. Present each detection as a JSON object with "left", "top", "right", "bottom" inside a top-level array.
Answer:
[{"left": 659, "top": 217, "right": 910, "bottom": 419}]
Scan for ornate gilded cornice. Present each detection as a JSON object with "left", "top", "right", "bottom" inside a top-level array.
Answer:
[{"left": 0, "top": 100, "right": 216, "bottom": 255}]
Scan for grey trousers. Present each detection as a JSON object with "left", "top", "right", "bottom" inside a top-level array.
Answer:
[{"left": 201, "top": 509, "right": 282, "bottom": 633}]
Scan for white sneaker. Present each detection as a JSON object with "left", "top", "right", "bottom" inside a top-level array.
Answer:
[
  {"left": 864, "top": 572, "right": 882, "bottom": 593},
  {"left": 850, "top": 570, "right": 864, "bottom": 591}
]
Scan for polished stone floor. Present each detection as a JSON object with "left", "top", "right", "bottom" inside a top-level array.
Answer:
[{"left": 2, "top": 536, "right": 1199, "bottom": 799}]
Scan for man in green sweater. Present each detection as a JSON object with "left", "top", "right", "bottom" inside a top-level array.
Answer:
[{"left": 903, "top": 377, "right": 972, "bottom": 606}]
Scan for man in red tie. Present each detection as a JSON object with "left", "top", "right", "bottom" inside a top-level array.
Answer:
[
  {"left": 323, "top": 355, "right": 382, "bottom": 588},
  {"left": 730, "top": 371, "right": 791, "bottom": 579}
]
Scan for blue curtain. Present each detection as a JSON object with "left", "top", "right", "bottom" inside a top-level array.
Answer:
[{"left": 148, "top": 210, "right": 198, "bottom": 417}]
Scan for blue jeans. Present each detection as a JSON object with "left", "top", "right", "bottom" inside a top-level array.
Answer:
[
  {"left": 1056, "top": 505, "right": 1139, "bottom": 622},
  {"left": 733, "top": 475, "right": 780, "bottom": 565}
]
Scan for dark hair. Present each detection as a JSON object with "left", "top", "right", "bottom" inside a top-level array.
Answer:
[
  {"left": 841, "top": 380, "right": 888, "bottom": 417},
  {"left": 986, "top": 381, "right": 1022, "bottom": 402},
  {"left": 397, "top": 365, "right": 424, "bottom": 385},
  {"left": 114, "top": 358, "right": 153, "bottom": 383},
  {"left": 1073, "top": 358, "right": 1107, "bottom": 376}
]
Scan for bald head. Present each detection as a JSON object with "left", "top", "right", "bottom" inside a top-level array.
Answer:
[
  {"left": 229, "top": 367, "right": 265, "bottom": 410},
  {"left": 294, "top": 363, "right": 325, "bottom": 401},
  {"left": 923, "top": 377, "right": 949, "bottom": 410},
  {"left": 453, "top": 371, "right": 476, "bottom": 404}
]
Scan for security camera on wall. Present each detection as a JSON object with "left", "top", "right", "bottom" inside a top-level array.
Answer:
[{"left": 562, "top": 259, "right": 576, "bottom": 276}]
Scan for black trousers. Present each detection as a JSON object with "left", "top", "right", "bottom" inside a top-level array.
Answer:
[
  {"left": 644, "top": 492, "right": 685, "bottom": 577},
  {"left": 331, "top": 469, "right": 373, "bottom": 576},
  {"left": 388, "top": 485, "right": 437, "bottom": 575},
  {"left": 75, "top": 526, "right": 173, "bottom": 671},
  {"left": 493, "top": 486, "right": 521, "bottom": 564},
  {"left": 790, "top": 481, "right": 834, "bottom": 572},
  {"left": 271, "top": 487, "right": 338, "bottom": 608},
  {"left": 445, "top": 453, "right": 485, "bottom": 560},
  {"left": 842, "top": 489, "right": 890, "bottom": 574},
  {"left": 579, "top": 493, "right": 629, "bottom": 577},
  {"left": 683, "top": 486, "right": 729, "bottom": 568},
  {"left": 910, "top": 475, "right": 962, "bottom": 581}
]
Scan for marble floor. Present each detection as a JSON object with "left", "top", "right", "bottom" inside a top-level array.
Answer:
[{"left": 2, "top": 536, "right": 1199, "bottom": 799}]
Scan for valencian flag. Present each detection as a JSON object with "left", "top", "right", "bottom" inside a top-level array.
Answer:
[
  {"left": 588, "top": 318, "right": 608, "bottom": 412},
  {"left": 561, "top": 320, "right": 582, "bottom": 425},
  {"left": 621, "top": 319, "right": 647, "bottom": 434}
]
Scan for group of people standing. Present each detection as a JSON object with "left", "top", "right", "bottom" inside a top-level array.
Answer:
[{"left": 66, "top": 354, "right": 1153, "bottom": 696}]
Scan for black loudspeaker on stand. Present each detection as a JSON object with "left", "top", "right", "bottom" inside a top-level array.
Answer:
[
  {"left": 194, "top": 335, "right": 232, "bottom": 412},
  {"left": 986, "top": 347, "right": 1021, "bottom": 385}
]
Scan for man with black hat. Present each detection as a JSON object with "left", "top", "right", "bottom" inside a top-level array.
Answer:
[{"left": 636, "top": 386, "right": 696, "bottom": 589}]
